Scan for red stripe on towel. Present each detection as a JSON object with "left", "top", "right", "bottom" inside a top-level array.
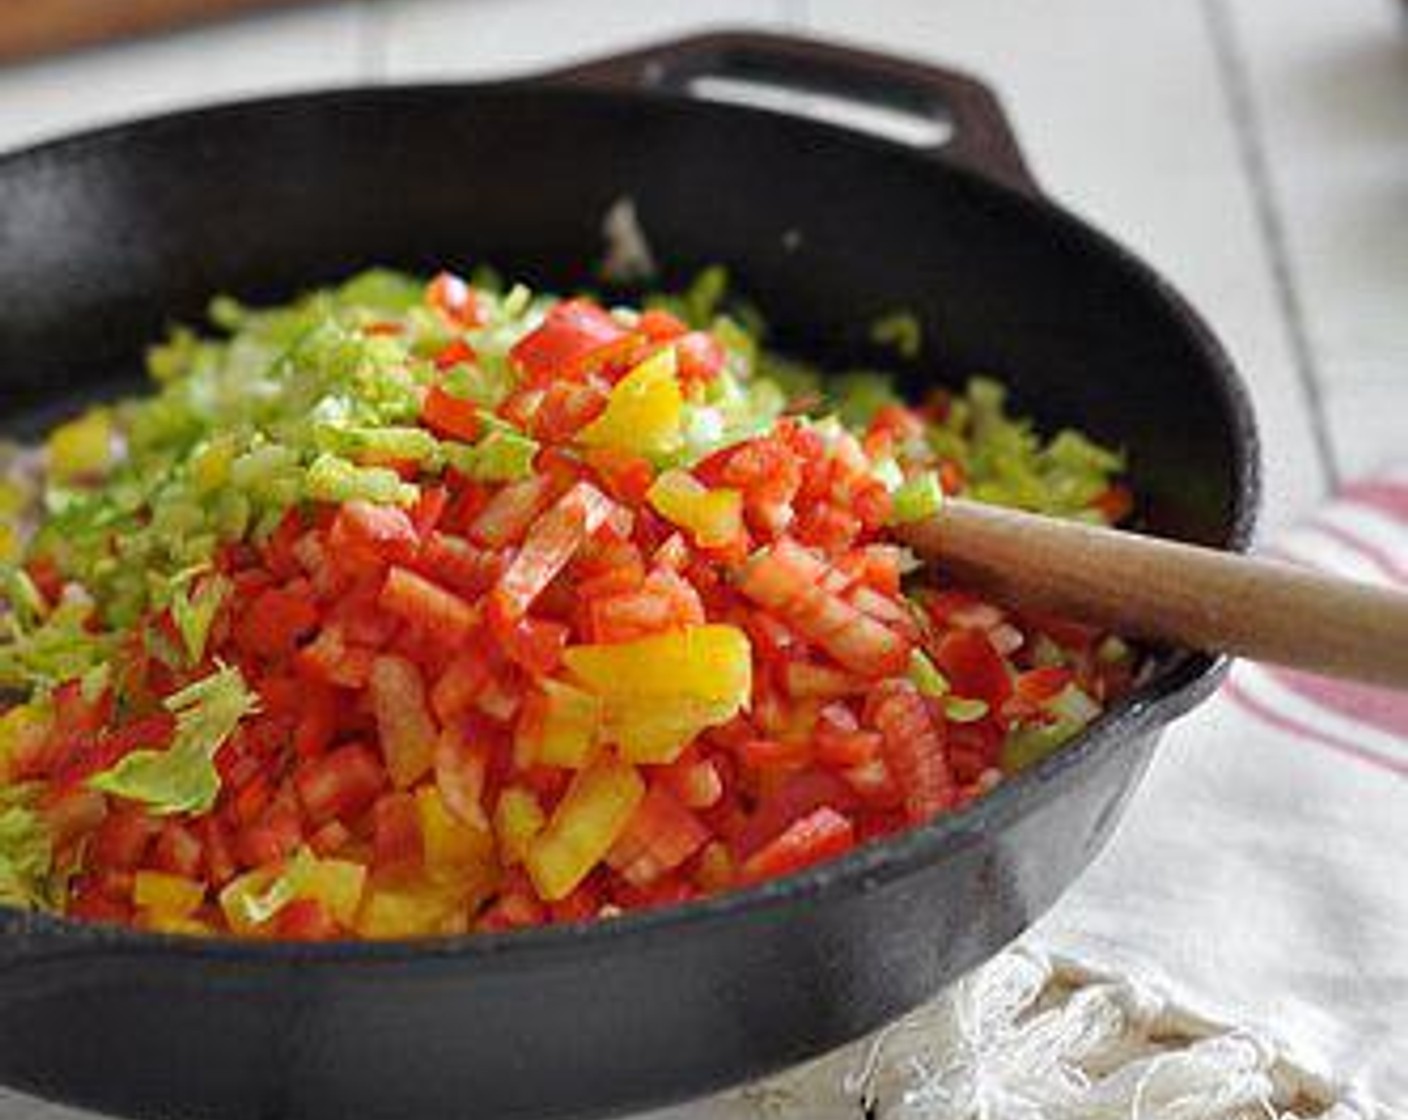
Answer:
[
  {"left": 1224, "top": 680, "right": 1408, "bottom": 778},
  {"left": 1264, "top": 666, "right": 1408, "bottom": 741},
  {"left": 1339, "top": 479, "right": 1408, "bottom": 525},
  {"left": 1305, "top": 519, "right": 1408, "bottom": 585}
]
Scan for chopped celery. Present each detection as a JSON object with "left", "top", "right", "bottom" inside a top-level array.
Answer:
[
  {"left": 88, "top": 663, "right": 259, "bottom": 815},
  {"left": 334, "top": 268, "right": 425, "bottom": 315},
  {"left": 169, "top": 575, "right": 231, "bottom": 666},
  {"left": 315, "top": 423, "right": 442, "bottom": 466},
  {"left": 304, "top": 453, "right": 418, "bottom": 506},
  {"left": 908, "top": 649, "right": 950, "bottom": 698},
  {"left": 944, "top": 696, "right": 989, "bottom": 724},
  {"left": 0, "top": 785, "right": 56, "bottom": 910},
  {"left": 870, "top": 310, "right": 923, "bottom": 359},
  {"left": 830, "top": 371, "right": 900, "bottom": 429},
  {"left": 890, "top": 471, "right": 943, "bottom": 524},
  {"left": 444, "top": 430, "right": 540, "bottom": 482}
]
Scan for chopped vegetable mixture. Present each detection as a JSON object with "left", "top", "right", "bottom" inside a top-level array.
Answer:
[{"left": 0, "top": 268, "right": 1136, "bottom": 939}]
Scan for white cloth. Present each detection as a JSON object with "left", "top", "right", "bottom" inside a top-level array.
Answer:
[{"left": 655, "top": 949, "right": 1376, "bottom": 1120}]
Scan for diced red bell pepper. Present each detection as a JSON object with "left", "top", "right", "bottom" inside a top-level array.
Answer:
[
  {"left": 868, "top": 680, "right": 953, "bottom": 823},
  {"left": 675, "top": 331, "right": 725, "bottom": 387},
  {"left": 291, "top": 682, "right": 338, "bottom": 759},
  {"left": 635, "top": 309, "right": 687, "bottom": 342},
  {"left": 606, "top": 785, "right": 709, "bottom": 888},
  {"left": 469, "top": 475, "right": 553, "bottom": 549},
  {"left": 233, "top": 586, "right": 319, "bottom": 660},
  {"left": 933, "top": 628, "right": 1013, "bottom": 708},
  {"left": 196, "top": 817, "right": 238, "bottom": 886},
  {"left": 410, "top": 485, "right": 450, "bottom": 538},
  {"left": 379, "top": 566, "right": 478, "bottom": 647},
  {"left": 234, "top": 808, "right": 303, "bottom": 869},
  {"left": 295, "top": 744, "right": 386, "bottom": 827},
  {"left": 740, "top": 806, "right": 855, "bottom": 884},
  {"left": 492, "top": 614, "right": 570, "bottom": 677},
  {"left": 657, "top": 752, "right": 723, "bottom": 811},
  {"left": 152, "top": 822, "right": 204, "bottom": 879},
  {"left": 23, "top": 554, "right": 65, "bottom": 605},
  {"left": 737, "top": 539, "right": 911, "bottom": 677},
  {"left": 372, "top": 791, "right": 424, "bottom": 875},
  {"left": 421, "top": 385, "right": 482, "bottom": 443},
  {"left": 733, "top": 770, "right": 857, "bottom": 859},
  {"left": 434, "top": 730, "right": 489, "bottom": 829},
  {"left": 509, "top": 300, "right": 631, "bottom": 383},
  {"left": 739, "top": 738, "right": 811, "bottom": 770},
  {"left": 261, "top": 509, "right": 307, "bottom": 579},
  {"left": 433, "top": 337, "right": 477, "bottom": 371},
  {"left": 1014, "top": 666, "right": 1073, "bottom": 706},
  {"left": 90, "top": 808, "right": 162, "bottom": 872},
  {"left": 1093, "top": 484, "right": 1133, "bottom": 523},
  {"left": 69, "top": 883, "right": 132, "bottom": 925},
  {"left": 417, "top": 531, "right": 504, "bottom": 598},
  {"left": 493, "top": 481, "right": 617, "bottom": 619},
  {"left": 308, "top": 819, "right": 352, "bottom": 858},
  {"left": 39, "top": 787, "right": 106, "bottom": 848},
  {"left": 274, "top": 897, "right": 342, "bottom": 941},
  {"left": 530, "top": 381, "right": 608, "bottom": 443},
  {"left": 430, "top": 651, "right": 493, "bottom": 725},
  {"left": 330, "top": 501, "right": 420, "bottom": 570},
  {"left": 427, "top": 271, "right": 481, "bottom": 327},
  {"left": 295, "top": 626, "right": 376, "bottom": 689},
  {"left": 582, "top": 447, "right": 656, "bottom": 507}
]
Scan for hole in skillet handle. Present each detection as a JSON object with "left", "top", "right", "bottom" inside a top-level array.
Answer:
[{"left": 540, "top": 30, "right": 1041, "bottom": 197}]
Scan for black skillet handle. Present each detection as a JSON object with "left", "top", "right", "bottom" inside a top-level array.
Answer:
[{"left": 543, "top": 31, "right": 1039, "bottom": 197}]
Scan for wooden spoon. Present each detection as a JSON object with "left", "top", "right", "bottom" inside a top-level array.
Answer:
[{"left": 898, "top": 499, "right": 1408, "bottom": 690}]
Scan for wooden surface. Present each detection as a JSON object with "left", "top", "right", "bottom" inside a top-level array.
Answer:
[
  {"left": 0, "top": 0, "right": 321, "bottom": 63},
  {"left": 903, "top": 499, "right": 1408, "bottom": 689}
]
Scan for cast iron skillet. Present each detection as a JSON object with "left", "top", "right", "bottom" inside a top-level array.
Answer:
[{"left": 0, "top": 32, "right": 1257, "bottom": 1120}]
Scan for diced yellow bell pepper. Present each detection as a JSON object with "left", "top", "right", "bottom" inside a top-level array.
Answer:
[
  {"left": 143, "top": 913, "right": 214, "bottom": 936},
  {"left": 532, "top": 680, "right": 602, "bottom": 768},
  {"left": 694, "top": 841, "right": 735, "bottom": 892},
  {"left": 577, "top": 348, "right": 683, "bottom": 457},
  {"left": 646, "top": 470, "right": 743, "bottom": 549},
  {"left": 46, "top": 407, "right": 113, "bottom": 484},
  {"left": 0, "top": 702, "right": 52, "bottom": 781},
  {"left": 292, "top": 856, "right": 367, "bottom": 928},
  {"left": 525, "top": 756, "right": 644, "bottom": 902},
  {"left": 355, "top": 876, "right": 468, "bottom": 939},
  {"left": 494, "top": 787, "right": 546, "bottom": 867},
  {"left": 0, "top": 481, "right": 26, "bottom": 517},
  {"left": 218, "top": 850, "right": 367, "bottom": 934},
  {"left": 562, "top": 625, "right": 752, "bottom": 764},
  {"left": 190, "top": 435, "right": 236, "bottom": 494},
  {"left": 0, "top": 482, "right": 27, "bottom": 564},
  {"left": 219, "top": 865, "right": 281, "bottom": 936},
  {"left": 415, "top": 786, "right": 498, "bottom": 897},
  {"left": 134, "top": 870, "right": 206, "bottom": 919}
]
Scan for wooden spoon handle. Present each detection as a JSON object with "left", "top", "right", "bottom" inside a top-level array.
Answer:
[
  {"left": 0, "top": 0, "right": 312, "bottom": 63},
  {"left": 899, "top": 499, "right": 1408, "bottom": 690}
]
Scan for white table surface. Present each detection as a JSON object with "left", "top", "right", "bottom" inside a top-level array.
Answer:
[{"left": 0, "top": 1, "right": 1403, "bottom": 1116}]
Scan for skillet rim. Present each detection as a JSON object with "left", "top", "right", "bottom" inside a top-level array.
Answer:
[{"left": 0, "top": 78, "right": 1261, "bottom": 963}]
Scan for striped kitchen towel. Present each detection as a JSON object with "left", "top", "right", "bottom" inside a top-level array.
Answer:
[{"left": 1227, "top": 470, "right": 1408, "bottom": 776}]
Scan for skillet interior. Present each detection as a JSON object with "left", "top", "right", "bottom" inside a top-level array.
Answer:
[{"left": 0, "top": 81, "right": 1257, "bottom": 1120}]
